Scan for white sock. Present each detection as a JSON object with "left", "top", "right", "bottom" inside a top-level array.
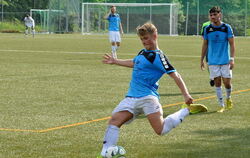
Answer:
[
  {"left": 32, "top": 29, "right": 35, "bottom": 37},
  {"left": 25, "top": 29, "right": 28, "bottom": 35},
  {"left": 111, "top": 46, "right": 117, "bottom": 58},
  {"left": 112, "top": 52, "right": 117, "bottom": 59},
  {"left": 101, "top": 125, "right": 120, "bottom": 156},
  {"left": 161, "top": 108, "right": 189, "bottom": 135},
  {"left": 116, "top": 46, "right": 119, "bottom": 51},
  {"left": 216, "top": 87, "right": 224, "bottom": 106},
  {"left": 111, "top": 46, "right": 116, "bottom": 53},
  {"left": 225, "top": 87, "right": 232, "bottom": 99}
]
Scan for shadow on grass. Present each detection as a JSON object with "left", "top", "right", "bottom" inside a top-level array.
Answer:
[
  {"left": 130, "top": 110, "right": 250, "bottom": 158},
  {"left": 137, "top": 110, "right": 217, "bottom": 120},
  {"left": 138, "top": 127, "right": 250, "bottom": 158},
  {"left": 190, "top": 110, "right": 217, "bottom": 116},
  {"left": 160, "top": 91, "right": 214, "bottom": 97},
  {"left": 151, "top": 127, "right": 250, "bottom": 158},
  {"left": 190, "top": 127, "right": 250, "bottom": 158}
]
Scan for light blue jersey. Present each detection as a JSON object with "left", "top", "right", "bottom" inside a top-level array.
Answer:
[
  {"left": 203, "top": 23, "right": 234, "bottom": 65},
  {"left": 126, "top": 49, "right": 176, "bottom": 98},
  {"left": 107, "top": 13, "right": 121, "bottom": 31}
]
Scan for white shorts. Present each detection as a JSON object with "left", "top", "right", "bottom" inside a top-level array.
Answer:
[
  {"left": 112, "top": 95, "right": 163, "bottom": 124},
  {"left": 209, "top": 64, "right": 232, "bottom": 79},
  {"left": 25, "top": 23, "right": 34, "bottom": 28},
  {"left": 109, "top": 31, "right": 121, "bottom": 43}
]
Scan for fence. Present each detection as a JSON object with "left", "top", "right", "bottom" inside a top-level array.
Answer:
[
  {"left": 0, "top": 0, "right": 249, "bottom": 36},
  {"left": 181, "top": 0, "right": 250, "bottom": 36}
]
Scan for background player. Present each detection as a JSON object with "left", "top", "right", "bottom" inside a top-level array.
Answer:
[
  {"left": 201, "top": 20, "right": 214, "bottom": 87},
  {"left": 200, "top": 6, "right": 235, "bottom": 113},
  {"left": 104, "top": 5, "right": 124, "bottom": 58},
  {"left": 24, "top": 14, "right": 35, "bottom": 37},
  {"left": 98, "top": 23, "right": 207, "bottom": 158}
]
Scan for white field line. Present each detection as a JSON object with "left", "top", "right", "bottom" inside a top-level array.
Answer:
[
  {"left": 0, "top": 49, "right": 250, "bottom": 60},
  {"left": 0, "top": 49, "right": 100, "bottom": 54}
]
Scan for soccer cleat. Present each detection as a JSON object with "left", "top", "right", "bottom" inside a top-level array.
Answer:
[
  {"left": 217, "top": 107, "right": 225, "bottom": 113},
  {"left": 182, "top": 104, "right": 208, "bottom": 114},
  {"left": 226, "top": 98, "right": 233, "bottom": 110},
  {"left": 210, "top": 80, "right": 215, "bottom": 87}
]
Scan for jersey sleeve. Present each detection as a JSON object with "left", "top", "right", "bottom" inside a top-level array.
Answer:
[
  {"left": 155, "top": 53, "right": 176, "bottom": 74},
  {"left": 227, "top": 24, "right": 234, "bottom": 38},
  {"left": 203, "top": 26, "right": 208, "bottom": 40},
  {"left": 133, "top": 56, "right": 136, "bottom": 63},
  {"left": 201, "top": 25, "right": 206, "bottom": 36},
  {"left": 201, "top": 27, "right": 205, "bottom": 36}
]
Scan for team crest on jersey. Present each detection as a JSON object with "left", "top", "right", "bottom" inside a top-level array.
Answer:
[
  {"left": 209, "top": 28, "right": 213, "bottom": 32},
  {"left": 140, "top": 50, "right": 156, "bottom": 63}
]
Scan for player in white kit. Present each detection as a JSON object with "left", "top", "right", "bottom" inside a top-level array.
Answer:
[{"left": 24, "top": 14, "right": 35, "bottom": 37}]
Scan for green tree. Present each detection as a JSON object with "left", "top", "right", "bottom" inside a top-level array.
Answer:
[
  {"left": 1, "top": 0, "right": 49, "bottom": 21},
  {"left": 178, "top": 0, "right": 248, "bottom": 35},
  {"left": 0, "top": 0, "right": 9, "bottom": 6}
]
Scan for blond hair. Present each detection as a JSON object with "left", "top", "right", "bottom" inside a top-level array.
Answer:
[{"left": 136, "top": 23, "right": 158, "bottom": 36}]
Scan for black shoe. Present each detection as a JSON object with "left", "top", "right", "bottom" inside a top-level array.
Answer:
[{"left": 210, "top": 80, "right": 215, "bottom": 87}]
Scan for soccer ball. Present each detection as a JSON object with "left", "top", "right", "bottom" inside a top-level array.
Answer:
[{"left": 105, "top": 145, "right": 126, "bottom": 158}]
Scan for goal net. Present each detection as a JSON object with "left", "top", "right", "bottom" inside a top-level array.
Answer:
[
  {"left": 81, "top": 3, "right": 178, "bottom": 35},
  {"left": 30, "top": 0, "right": 80, "bottom": 33},
  {"left": 30, "top": 9, "right": 64, "bottom": 33}
]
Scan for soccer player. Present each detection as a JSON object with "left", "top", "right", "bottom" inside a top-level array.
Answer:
[
  {"left": 200, "top": 6, "right": 235, "bottom": 113},
  {"left": 104, "top": 5, "right": 124, "bottom": 59},
  {"left": 24, "top": 14, "right": 35, "bottom": 37},
  {"left": 201, "top": 20, "right": 215, "bottom": 87},
  {"left": 201, "top": 21, "right": 211, "bottom": 36},
  {"left": 98, "top": 23, "right": 207, "bottom": 158}
]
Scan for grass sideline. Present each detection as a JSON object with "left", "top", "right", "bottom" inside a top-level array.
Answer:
[
  {"left": 0, "top": 21, "right": 43, "bottom": 33},
  {"left": 0, "top": 34, "right": 249, "bottom": 158}
]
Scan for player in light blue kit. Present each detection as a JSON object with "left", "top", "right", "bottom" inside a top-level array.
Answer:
[
  {"left": 200, "top": 6, "right": 235, "bottom": 113},
  {"left": 97, "top": 23, "right": 207, "bottom": 158},
  {"left": 104, "top": 5, "right": 124, "bottom": 59}
]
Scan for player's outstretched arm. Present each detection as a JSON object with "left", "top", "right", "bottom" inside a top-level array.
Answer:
[
  {"left": 169, "top": 72, "right": 193, "bottom": 104},
  {"left": 102, "top": 53, "right": 134, "bottom": 68}
]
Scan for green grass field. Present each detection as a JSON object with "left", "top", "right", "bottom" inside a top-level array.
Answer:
[{"left": 0, "top": 33, "right": 249, "bottom": 158}]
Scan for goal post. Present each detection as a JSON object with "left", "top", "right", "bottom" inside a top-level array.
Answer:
[
  {"left": 81, "top": 3, "right": 178, "bottom": 35},
  {"left": 30, "top": 9, "right": 49, "bottom": 33}
]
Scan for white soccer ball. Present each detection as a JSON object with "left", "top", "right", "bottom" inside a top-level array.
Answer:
[{"left": 105, "top": 145, "right": 126, "bottom": 158}]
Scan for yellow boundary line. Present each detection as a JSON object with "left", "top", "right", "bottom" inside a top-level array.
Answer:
[{"left": 1, "top": 89, "right": 250, "bottom": 133}]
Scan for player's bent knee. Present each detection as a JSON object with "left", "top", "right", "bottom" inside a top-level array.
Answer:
[
  {"left": 155, "top": 129, "right": 163, "bottom": 136},
  {"left": 160, "top": 117, "right": 176, "bottom": 136},
  {"left": 108, "top": 117, "right": 118, "bottom": 125},
  {"left": 108, "top": 117, "right": 124, "bottom": 128},
  {"left": 151, "top": 126, "right": 163, "bottom": 136}
]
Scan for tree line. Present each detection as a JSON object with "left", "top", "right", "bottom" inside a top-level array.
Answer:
[{"left": 0, "top": 0, "right": 249, "bottom": 35}]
